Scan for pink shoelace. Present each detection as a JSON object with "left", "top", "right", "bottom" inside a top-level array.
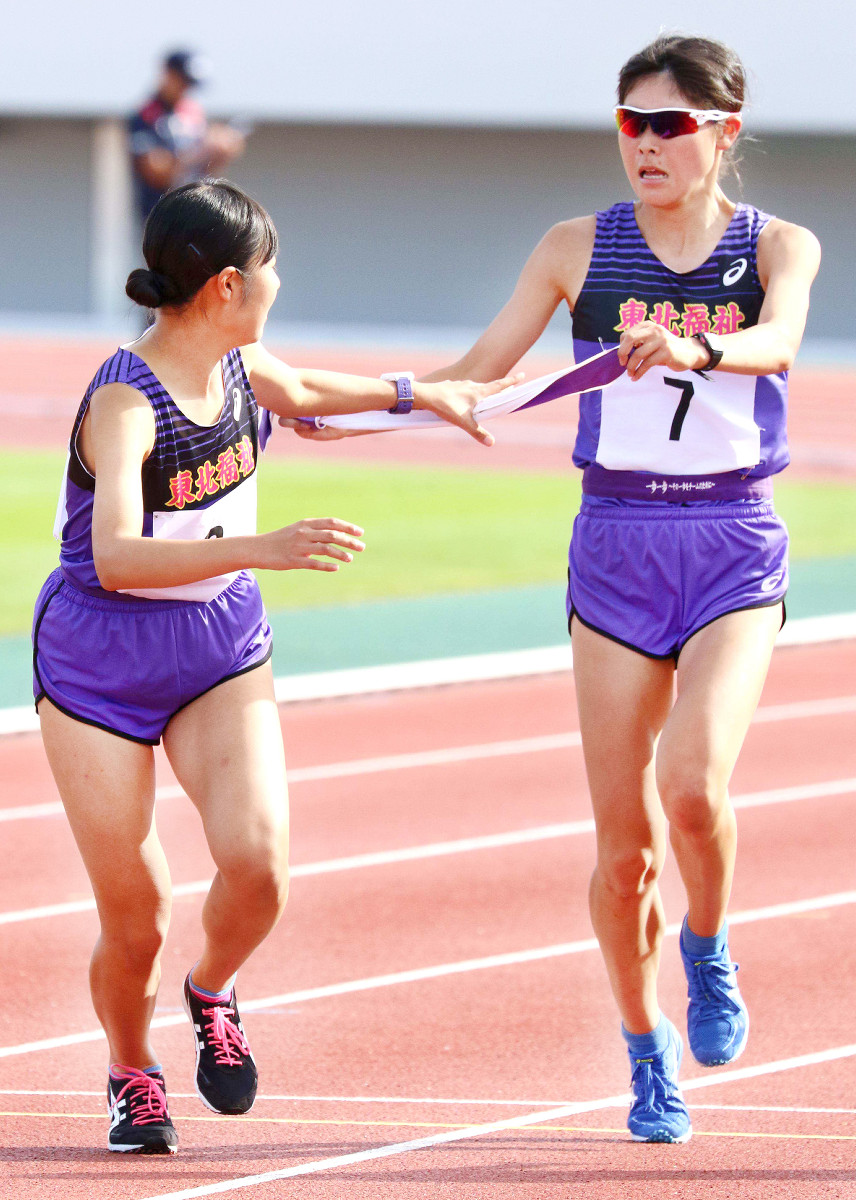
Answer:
[
  {"left": 113, "top": 1068, "right": 169, "bottom": 1125},
  {"left": 202, "top": 1003, "right": 251, "bottom": 1067}
]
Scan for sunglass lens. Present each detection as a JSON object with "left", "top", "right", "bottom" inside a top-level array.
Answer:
[{"left": 616, "top": 110, "right": 700, "bottom": 139}]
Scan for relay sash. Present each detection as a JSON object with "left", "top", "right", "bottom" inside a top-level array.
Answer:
[{"left": 299, "top": 346, "right": 625, "bottom": 432}]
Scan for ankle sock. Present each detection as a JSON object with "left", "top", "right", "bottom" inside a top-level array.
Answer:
[
  {"left": 622, "top": 1014, "right": 670, "bottom": 1057},
  {"left": 188, "top": 968, "right": 234, "bottom": 1004},
  {"left": 681, "top": 915, "right": 728, "bottom": 958},
  {"left": 110, "top": 1062, "right": 163, "bottom": 1078}
]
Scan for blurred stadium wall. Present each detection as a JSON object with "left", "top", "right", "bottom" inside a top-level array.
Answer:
[{"left": 1, "top": 1, "right": 853, "bottom": 351}]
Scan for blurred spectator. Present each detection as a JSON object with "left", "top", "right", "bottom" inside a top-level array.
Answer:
[{"left": 128, "top": 50, "right": 247, "bottom": 223}]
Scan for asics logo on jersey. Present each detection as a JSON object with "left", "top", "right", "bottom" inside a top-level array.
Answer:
[
  {"left": 232, "top": 387, "right": 242, "bottom": 421},
  {"left": 723, "top": 258, "right": 748, "bottom": 286},
  {"left": 760, "top": 570, "right": 785, "bottom": 593}
]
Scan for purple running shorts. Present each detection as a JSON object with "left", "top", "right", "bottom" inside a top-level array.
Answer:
[
  {"left": 32, "top": 569, "right": 273, "bottom": 744},
  {"left": 567, "top": 497, "right": 788, "bottom": 660}
]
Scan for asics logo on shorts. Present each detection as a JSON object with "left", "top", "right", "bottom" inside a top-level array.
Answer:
[
  {"left": 760, "top": 569, "right": 785, "bottom": 593},
  {"left": 723, "top": 258, "right": 748, "bottom": 286}
]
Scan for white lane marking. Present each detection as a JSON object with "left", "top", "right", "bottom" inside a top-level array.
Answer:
[
  {"left": 4, "top": 613, "right": 856, "bottom": 739},
  {"left": 3, "top": 890, "right": 856, "bottom": 1061},
  {"left": 286, "top": 732, "right": 583, "bottom": 784},
  {"left": 3, "top": 777, "right": 856, "bottom": 928},
  {"left": 137, "top": 1043, "right": 856, "bottom": 1198},
  {"left": 3, "top": 1088, "right": 854, "bottom": 1116},
  {"left": 751, "top": 695, "right": 856, "bottom": 723},
  {"left": 0, "top": 732, "right": 582, "bottom": 823},
  {"left": 5, "top": 692, "right": 856, "bottom": 825},
  {"left": 692, "top": 1104, "right": 856, "bottom": 1114}
]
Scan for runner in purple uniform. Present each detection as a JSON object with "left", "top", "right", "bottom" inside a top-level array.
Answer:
[
  {"left": 33, "top": 179, "right": 515, "bottom": 1155},
  {"left": 293, "top": 35, "right": 821, "bottom": 1143}
]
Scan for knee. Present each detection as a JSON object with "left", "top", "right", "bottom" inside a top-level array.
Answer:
[
  {"left": 100, "top": 919, "right": 168, "bottom": 974},
  {"left": 658, "top": 771, "right": 725, "bottom": 839},
  {"left": 595, "top": 842, "right": 662, "bottom": 902},
  {"left": 218, "top": 843, "right": 290, "bottom": 917}
]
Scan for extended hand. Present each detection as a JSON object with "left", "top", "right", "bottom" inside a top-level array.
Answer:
[
  {"left": 256, "top": 518, "right": 365, "bottom": 571},
  {"left": 418, "top": 374, "right": 525, "bottom": 444},
  {"left": 618, "top": 322, "right": 707, "bottom": 380}
]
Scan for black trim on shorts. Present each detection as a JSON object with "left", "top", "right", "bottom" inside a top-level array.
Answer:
[
  {"left": 567, "top": 607, "right": 677, "bottom": 662},
  {"left": 568, "top": 594, "right": 787, "bottom": 665},
  {"left": 167, "top": 642, "right": 274, "bottom": 723},
  {"left": 31, "top": 580, "right": 64, "bottom": 706},
  {"left": 675, "top": 595, "right": 787, "bottom": 660},
  {"left": 35, "top": 690, "right": 161, "bottom": 745},
  {"left": 33, "top": 577, "right": 160, "bottom": 744}
]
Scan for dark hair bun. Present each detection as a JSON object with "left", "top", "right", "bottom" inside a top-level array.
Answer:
[
  {"left": 131, "top": 180, "right": 278, "bottom": 312},
  {"left": 125, "top": 267, "right": 180, "bottom": 308}
]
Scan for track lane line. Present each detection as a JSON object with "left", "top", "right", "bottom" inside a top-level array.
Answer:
[
  {"left": 3, "top": 692, "right": 856, "bottom": 824},
  {"left": 2, "top": 777, "right": 854, "bottom": 927},
  {"left": 3, "top": 777, "right": 856, "bottom": 927},
  {"left": 135, "top": 1042, "right": 856, "bottom": 1199},
  {"left": 4, "top": 1109, "right": 855, "bottom": 1143},
  {"left": 3, "top": 889, "right": 856, "bottom": 1061},
  {"left": 3, "top": 1088, "right": 854, "bottom": 1115}
]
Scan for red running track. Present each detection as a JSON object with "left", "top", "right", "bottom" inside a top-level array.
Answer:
[{"left": 1, "top": 641, "right": 855, "bottom": 1198}]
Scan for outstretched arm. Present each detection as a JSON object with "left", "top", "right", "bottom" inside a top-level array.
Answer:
[
  {"left": 241, "top": 343, "right": 521, "bottom": 446},
  {"left": 422, "top": 216, "right": 597, "bottom": 382}
]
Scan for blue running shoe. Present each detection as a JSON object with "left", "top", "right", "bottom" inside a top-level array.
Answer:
[
  {"left": 680, "top": 918, "right": 749, "bottom": 1067},
  {"left": 625, "top": 1018, "right": 692, "bottom": 1143}
]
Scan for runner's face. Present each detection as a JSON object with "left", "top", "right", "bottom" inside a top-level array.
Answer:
[{"left": 618, "top": 74, "right": 731, "bottom": 207}]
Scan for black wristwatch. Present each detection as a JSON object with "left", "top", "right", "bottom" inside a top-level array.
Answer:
[
  {"left": 381, "top": 372, "right": 415, "bottom": 414},
  {"left": 692, "top": 332, "right": 724, "bottom": 373}
]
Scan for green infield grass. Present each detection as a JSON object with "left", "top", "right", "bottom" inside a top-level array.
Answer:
[{"left": 2, "top": 448, "right": 855, "bottom": 636}]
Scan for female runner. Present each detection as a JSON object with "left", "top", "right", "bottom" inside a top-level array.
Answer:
[
  {"left": 294, "top": 34, "right": 821, "bottom": 1143},
  {"left": 33, "top": 179, "right": 514, "bottom": 1154}
]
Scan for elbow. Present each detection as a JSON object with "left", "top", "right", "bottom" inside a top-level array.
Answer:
[
  {"left": 772, "top": 337, "right": 797, "bottom": 373},
  {"left": 92, "top": 545, "right": 127, "bottom": 592}
]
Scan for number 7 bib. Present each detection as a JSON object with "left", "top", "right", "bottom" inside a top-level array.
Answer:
[{"left": 595, "top": 366, "right": 760, "bottom": 474}]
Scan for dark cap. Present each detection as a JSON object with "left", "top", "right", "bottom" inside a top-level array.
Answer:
[{"left": 163, "top": 50, "right": 211, "bottom": 86}]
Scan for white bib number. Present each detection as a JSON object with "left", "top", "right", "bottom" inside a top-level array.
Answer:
[
  {"left": 119, "top": 474, "right": 258, "bottom": 602},
  {"left": 596, "top": 366, "right": 760, "bottom": 474}
]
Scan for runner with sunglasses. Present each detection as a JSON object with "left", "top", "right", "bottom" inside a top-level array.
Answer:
[{"left": 415, "top": 35, "right": 820, "bottom": 1142}]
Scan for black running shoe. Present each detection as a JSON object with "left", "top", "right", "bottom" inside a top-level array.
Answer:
[
  {"left": 107, "top": 1066, "right": 178, "bottom": 1154},
  {"left": 183, "top": 973, "right": 258, "bottom": 1114}
]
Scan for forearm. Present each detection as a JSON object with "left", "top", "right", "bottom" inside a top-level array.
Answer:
[
  {"left": 708, "top": 322, "right": 802, "bottom": 376},
  {"left": 421, "top": 304, "right": 556, "bottom": 385},
  {"left": 280, "top": 371, "right": 403, "bottom": 417},
  {"left": 94, "top": 534, "right": 263, "bottom": 592},
  {"left": 421, "top": 343, "right": 503, "bottom": 384}
]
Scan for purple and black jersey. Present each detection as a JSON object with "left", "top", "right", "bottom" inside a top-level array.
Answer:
[
  {"left": 56, "top": 347, "right": 272, "bottom": 603},
  {"left": 570, "top": 202, "right": 788, "bottom": 478}
]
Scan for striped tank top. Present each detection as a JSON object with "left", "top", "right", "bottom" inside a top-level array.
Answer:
[
  {"left": 570, "top": 201, "right": 788, "bottom": 478},
  {"left": 55, "top": 346, "right": 272, "bottom": 603}
]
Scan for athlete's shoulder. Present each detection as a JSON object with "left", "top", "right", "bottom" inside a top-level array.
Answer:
[
  {"left": 538, "top": 215, "right": 597, "bottom": 268},
  {"left": 757, "top": 217, "right": 821, "bottom": 283},
  {"left": 86, "top": 348, "right": 154, "bottom": 395},
  {"left": 529, "top": 217, "right": 597, "bottom": 305},
  {"left": 758, "top": 215, "right": 820, "bottom": 252}
]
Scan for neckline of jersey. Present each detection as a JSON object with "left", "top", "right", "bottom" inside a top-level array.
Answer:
[
  {"left": 628, "top": 201, "right": 744, "bottom": 278},
  {"left": 122, "top": 347, "right": 231, "bottom": 430}
]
